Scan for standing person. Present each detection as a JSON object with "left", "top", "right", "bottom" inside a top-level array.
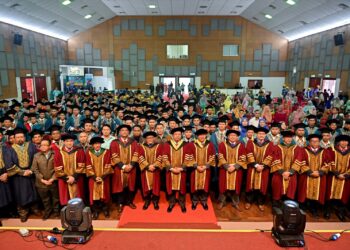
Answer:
[
  {"left": 162, "top": 127, "right": 187, "bottom": 213},
  {"left": 298, "top": 134, "right": 329, "bottom": 218},
  {"left": 185, "top": 129, "right": 216, "bottom": 210},
  {"left": 110, "top": 125, "right": 139, "bottom": 212},
  {"left": 54, "top": 133, "right": 86, "bottom": 206},
  {"left": 101, "top": 124, "right": 116, "bottom": 150},
  {"left": 85, "top": 137, "right": 113, "bottom": 219},
  {"left": 49, "top": 125, "right": 63, "bottom": 152},
  {"left": 137, "top": 131, "right": 163, "bottom": 210},
  {"left": 293, "top": 123, "right": 307, "bottom": 147},
  {"left": 7, "top": 128, "right": 39, "bottom": 222},
  {"left": 326, "top": 135, "right": 350, "bottom": 221},
  {"left": 31, "top": 138, "right": 59, "bottom": 220},
  {"left": 245, "top": 127, "right": 275, "bottom": 212},
  {"left": 217, "top": 130, "right": 247, "bottom": 210}
]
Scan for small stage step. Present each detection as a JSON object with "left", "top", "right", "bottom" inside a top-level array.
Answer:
[{"left": 118, "top": 192, "right": 220, "bottom": 229}]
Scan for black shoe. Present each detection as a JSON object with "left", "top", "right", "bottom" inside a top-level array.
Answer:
[
  {"left": 20, "top": 215, "right": 28, "bottom": 223},
  {"left": 324, "top": 211, "right": 331, "bottom": 220},
  {"left": 336, "top": 212, "right": 346, "bottom": 222},
  {"left": 167, "top": 205, "right": 174, "bottom": 213},
  {"left": 52, "top": 212, "right": 60, "bottom": 218},
  {"left": 202, "top": 203, "right": 208, "bottom": 210},
  {"left": 153, "top": 201, "right": 159, "bottom": 210},
  {"left": 32, "top": 209, "right": 42, "bottom": 217},
  {"left": 42, "top": 213, "right": 51, "bottom": 220},
  {"left": 191, "top": 203, "right": 197, "bottom": 210},
  {"left": 117, "top": 204, "right": 123, "bottom": 213},
  {"left": 143, "top": 200, "right": 151, "bottom": 210},
  {"left": 128, "top": 203, "right": 137, "bottom": 209},
  {"left": 181, "top": 206, "right": 187, "bottom": 213},
  {"left": 103, "top": 209, "right": 110, "bottom": 218},
  {"left": 92, "top": 211, "right": 99, "bottom": 220},
  {"left": 311, "top": 210, "right": 319, "bottom": 218}
]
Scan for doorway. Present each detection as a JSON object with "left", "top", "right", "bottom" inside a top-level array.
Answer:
[
  {"left": 20, "top": 77, "right": 34, "bottom": 103},
  {"left": 322, "top": 78, "right": 336, "bottom": 93},
  {"left": 159, "top": 76, "right": 194, "bottom": 95},
  {"left": 19, "top": 76, "right": 48, "bottom": 103},
  {"left": 34, "top": 76, "right": 48, "bottom": 101}
]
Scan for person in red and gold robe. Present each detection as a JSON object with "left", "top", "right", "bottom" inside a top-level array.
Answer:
[
  {"left": 245, "top": 127, "right": 275, "bottom": 212},
  {"left": 217, "top": 130, "right": 247, "bottom": 210},
  {"left": 162, "top": 127, "right": 188, "bottom": 213},
  {"left": 184, "top": 129, "right": 216, "bottom": 210},
  {"left": 297, "top": 134, "right": 329, "bottom": 218},
  {"left": 85, "top": 137, "right": 113, "bottom": 219},
  {"left": 271, "top": 130, "right": 304, "bottom": 207},
  {"left": 54, "top": 133, "right": 85, "bottom": 206},
  {"left": 137, "top": 131, "right": 163, "bottom": 210},
  {"left": 326, "top": 135, "right": 350, "bottom": 221},
  {"left": 110, "top": 125, "right": 139, "bottom": 212}
]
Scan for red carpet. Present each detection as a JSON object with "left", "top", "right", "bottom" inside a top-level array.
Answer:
[
  {"left": 0, "top": 230, "right": 349, "bottom": 250},
  {"left": 118, "top": 192, "right": 220, "bottom": 229}
]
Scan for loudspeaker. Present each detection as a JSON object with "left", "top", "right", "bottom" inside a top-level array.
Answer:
[
  {"left": 334, "top": 33, "right": 344, "bottom": 46},
  {"left": 13, "top": 34, "right": 23, "bottom": 46}
]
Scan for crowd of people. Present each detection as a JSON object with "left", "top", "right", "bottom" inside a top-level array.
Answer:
[{"left": 0, "top": 85, "right": 349, "bottom": 223}]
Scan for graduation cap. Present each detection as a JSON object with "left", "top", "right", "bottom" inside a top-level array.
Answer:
[
  {"left": 293, "top": 123, "right": 306, "bottom": 130},
  {"left": 5, "top": 109, "right": 17, "bottom": 116},
  {"left": 183, "top": 126, "right": 193, "bottom": 131},
  {"left": 229, "top": 120, "right": 240, "bottom": 127},
  {"left": 246, "top": 125, "right": 256, "bottom": 132},
  {"left": 143, "top": 131, "right": 157, "bottom": 138},
  {"left": 335, "top": 134, "right": 350, "bottom": 144},
  {"left": 49, "top": 125, "right": 62, "bottom": 133},
  {"left": 202, "top": 119, "right": 211, "bottom": 126},
  {"left": 13, "top": 127, "right": 28, "bottom": 135},
  {"left": 255, "top": 127, "right": 269, "bottom": 134},
  {"left": 270, "top": 122, "right": 281, "bottom": 128},
  {"left": 0, "top": 128, "right": 5, "bottom": 135},
  {"left": 104, "top": 108, "right": 112, "bottom": 113},
  {"left": 327, "top": 119, "right": 339, "bottom": 126},
  {"left": 58, "top": 110, "right": 66, "bottom": 115},
  {"left": 168, "top": 117, "right": 179, "bottom": 124},
  {"left": 345, "top": 120, "right": 350, "bottom": 125},
  {"left": 148, "top": 115, "right": 158, "bottom": 121},
  {"left": 182, "top": 114, "right": 191, "bottom": 121},
  {"left": 170, "top": 127, "right": 184, "bottom": 134},
  {"left": 226, "top": 129, "right": 240, "bottom": 137},
  {"left": 210, "top": 120, "right": 217, "bottom": 126},
  {"left": 206, "top": 105, "right": 214, "bottom": 110},
  {"left": 307, "top": 134, "right": 322, "bottom": 141},
  {"left": 307, "top": 114, "right": 317, "bottom": 120},
  {"left": 117, "top": 124, "right": 132, "bottom": 134},
  {"left": 192, "top": 114, "right": 202, "bottom": 120},
  {"left": 28, "top": 113, "right": 37, "bottom": 118},
  {"left": 195, "top": 128, "right": 208, "bottom": 136},
  {"left": 218, "top": 115, "right": 229, "bottom": 122},
  {"left": 10, "top": 103, "right": 21, "bottom": 109},
  {"left": 89, "top": 136, "right": 105, "bottom": 145},
  {"left": 2, "top": 100, "right": 9, "bottom": 104},
  {"left": 71, "top": 105, "right": 80, "bottom": 110},
  {"left": 123, "top": 115, "right": 134, "bottom": 121},
  {"left": 3, "top": 116, "right": 14, "bottom": 122},
  {"left": 83, "top": 107, "right": 92, "bottom": 112},
  {"left": 281, "top": 130, "right": 294, "bottom": 137},
  {"left": 11, "top": 99, "right": 19, "bottom": 104},
  {"left": 5, "top": 130, "right": 14, "bottom": 136},
  {"left": 319, "top": 128, "right": 331, "bottom": 134},
  {"left": 61, "top": 133, "right": 77, "bottom": 141},
  {"left": 38, "top": 109, "right": 46, "bottom": 114},
  {"left": 29, "top": 129, "right": 44, "bottom": 137}
]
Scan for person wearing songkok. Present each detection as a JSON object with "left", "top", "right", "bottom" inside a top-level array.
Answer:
[
  {"left": 101, "top": 124, "right": 116, "bottom": 150},
  {"left": 319, "top": 128, "right": 333, "bottom": 150},
  {"left": 0, "top": 140, "right": 15, "bottom": 217},
  {"left": 293, "top": 123, "right": 307, "bottom": 147},
  {"left": 297, "top": 134, "right": 329, "bottom": 218},
  {"left": 6, "top": 128, "right": 39, "bottom": 222},
  {"left": 267, "top": 122, "right": 281, "bottom": 145},
  {"left": 184, "top": 129, "right": 216, "bottom": 210},
  {"left": 326, "top": 135, "right": 350, "bottom": 221},
  {"left": 29, "top": 129, "right": 43, "bottom": 152},
  {"left": 217, "top": 130, "right": 247, "bottom": 210},
  {"left": 271, "top": 130, "right": 304, "bottom": 207},
  {"left": 110, "top": 124, "right": 139, "bottom": 212},
  {"left": 85, "top": 137, "right": 113, "bottom": 219},
  {"left": 54, "top": 133, "right": 86, "bottom": 205},
  {"left": 31, "top": 138, "right": 59, "bottom": 220},
  {"left": 245, "top": 127, "right": 275, "bottom": 212},
  {"left": 162, "top": 127, "right": 188, "bottom": 213},
  {"left": 99, "top": 108, "right": 117, "bottom": 132},
  {"left": 82, "top": 118, "right": 97, "bottom": 143},
  {"left": 1, "top": 116, "right": 14, "bottom": 132},
  {"left": 305, "top": 114, "right": 319, "bottom": 137},
  {"left": 137, "top": 131, "right": 163, "bottom": 210},
  {"left": 240, "top": 125, "right": 255, "bottom": 146}
]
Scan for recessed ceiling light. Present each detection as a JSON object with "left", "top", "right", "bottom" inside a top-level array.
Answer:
[
  {"left": 62, "top": 0, "right": 72, "bottom": 6},
  {"left": 148, "top": 4, "right": 157, "bottom": 9},
  {"left": 265, "top": 14, "right": 272, "bottom": 19},
  {"left": 286, "top": 0, "right": 296, "bottom": 5},
  {"left": 84, "top": 14, "right": 92, "bottom": 19}
]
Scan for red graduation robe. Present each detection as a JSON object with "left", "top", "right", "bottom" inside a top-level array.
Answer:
[
  {"left": 110, "top": 138, "right": 139, "bottom": 193},
  {"left": 54, "top": 146, "right": 85, "bottom": 205}
]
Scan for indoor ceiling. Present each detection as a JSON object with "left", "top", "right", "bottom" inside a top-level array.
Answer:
[{"left": 0, "top": 0, "right": 350, "bottom": 41}]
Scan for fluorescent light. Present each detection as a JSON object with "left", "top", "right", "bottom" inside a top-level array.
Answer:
[
  {"left": 62, "top": 0, "right": 72, "bottom": 6},
  {"left": 265, "top": 14, "right": 272, "bottom": 19},
  {"left": 84, "top": 14, "right": 92, "bottom": 19},
  {"left": 286, "top": 0, "right": 296, "bottom": 5},
  {"left": 0, "top": 17, "right": 69, "bottom": 40},
  {"left": 286, "top": 17, "right": 350, "bottom": 41},
  {"left": 148, "top": 4, "right": 157, "bottom": 9}
]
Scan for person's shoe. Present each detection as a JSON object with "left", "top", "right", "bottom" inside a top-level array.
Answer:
[
  {"left": 232, "top": 203, "right": 242, "bottom": 212},
  {"left": 103, "top": 209, "right": 110, "bottom": 218},
  {"left": 191, "top": 203, "right": 197, "bottom": 210},
  {"left": 180, "top": 205, "right": 187, "bottom": 213},
  {"left": 167, "top": 204, "right": 174, "bottom": 213},
  {"left": 323, "top": 211, "right": 331, "bottom": 220},
  {"left": 217, "top": 202, "right": 225, "bottom": 210},
  {"left": 32, "top": 209, "right": 42, "bottom": 217},
  {"left": 117, "top": 204, "right": 123, "bottom": 213},
  {"left": 128, "top": 203, "right": 137, "bottom": 209},
  {"left": 336, "top": 212, "right": 346, "bottom": 222},
  {"left": 143, "top": 200, "right": 151, "bottom": 210},
  {"left": 258, "top": 205, "right": 265, "bottom": 212},
  {"left": 201, "top": 203, "right": 208, "bottom": 210},
  {"left": 245, "top": 203, "right": 251, "bottom": 210},
  {"left": 153, "top": 201, "right": 159, "bottom": 210},
  {"left": 311, "top": 209, "right": 319, "bottom": 218},
  {"left": 20, "top": 215, "right": 28, "bottom": 223},
  {"left": 52, "top": 211, "right": 60, "bottom": 218},
  {"left": 42, "top": 213, "right": 51, "bottom": 220},
  {"left": 92, "top": 211, "right": 99, "bottom": 220}
]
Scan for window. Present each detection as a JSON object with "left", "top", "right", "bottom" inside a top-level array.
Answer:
[
  {"left": 167, "top": 45, "right": 188, "bottom": 59},
  {"left": 223, "top": 45, "right": 239, "bottom": 56}
]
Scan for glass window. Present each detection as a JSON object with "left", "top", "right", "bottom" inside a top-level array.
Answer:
[
  {"left": 167, "top": 45, "right": 188, "bottom": 59},
  {"left": 223, "top": 45, "right": 239, "bottom": 56}
]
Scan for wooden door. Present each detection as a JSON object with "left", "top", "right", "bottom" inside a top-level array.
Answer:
[
  {"left": 34, "top": 77, "right": 47, "bottom": 101},
  {"left": 20, "top": 77, "right": 34, "bottom": 103}
]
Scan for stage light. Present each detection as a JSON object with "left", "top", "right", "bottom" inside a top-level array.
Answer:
[
  {"left": 61, "top": 198, "right": 93, "bottom": 244},
  {"left": 265, "top": 14, "right": 272, "bottom": 19},
  {"left": 148, "top": 4, "right": 157, "bottom": 9},
  {"left": 62, "top": 0, "right": 72, "bottom": 6},
  {"left": 84, "top": 14, "right": 92, "bottom": 19},
  {"left": 286, "top": 0, "right": 296, "bottom": 6},
  {"left": 272, "top": 200, "right": 306, "bottom": 247}
]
